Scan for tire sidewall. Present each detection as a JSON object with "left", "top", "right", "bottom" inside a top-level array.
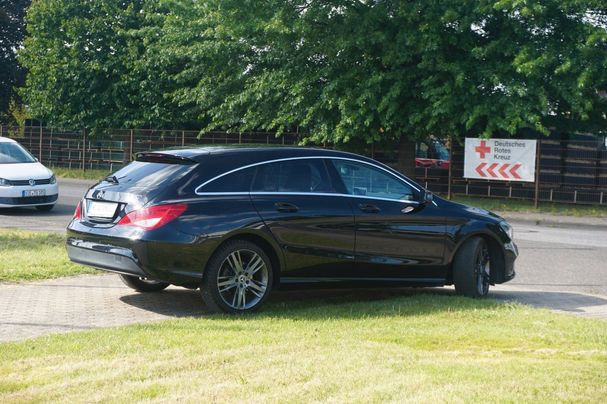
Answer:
[{"left": 453, "top": 236, "right": 490, "bottom": 298}]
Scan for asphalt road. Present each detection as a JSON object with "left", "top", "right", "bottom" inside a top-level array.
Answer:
[
  {"left": 0, "top": 178, "right": 94, "bottom": 232},
  {"left": 1, "top": 178, "right": 606, "bottom": 296}
]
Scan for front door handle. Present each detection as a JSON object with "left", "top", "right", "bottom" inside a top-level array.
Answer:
[
  {"left": 358, "top": 203, "right": 381, "bottom": 213},
  {"left": 275, "top": 202, "right": 299, "bottom": 213}
]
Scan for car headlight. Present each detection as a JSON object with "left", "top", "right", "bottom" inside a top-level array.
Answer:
[
  {"left": 49, "top": 174, "right": 57, "bottom": 184},
  {"left": 499, "top": 221, "right": 514, "bottom": 240},
  {"left": 0, "top": 178, "right": 10, "bottom": 187}
]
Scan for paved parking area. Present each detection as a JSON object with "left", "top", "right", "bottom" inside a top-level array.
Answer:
[{"left": 1, "top": 274, "right": 605, "bottom": 342}]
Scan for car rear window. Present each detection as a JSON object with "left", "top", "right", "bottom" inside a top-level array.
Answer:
[{"left": 109, "top": 161, "right": 197, "bottom": 190}]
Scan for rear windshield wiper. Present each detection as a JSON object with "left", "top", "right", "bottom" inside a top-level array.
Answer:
[
  {"left": 104, "top": 175, "right": 120, "bottom": 184},
  {"left": 135, "top": 153, "right": 196, "bottom": 165}
]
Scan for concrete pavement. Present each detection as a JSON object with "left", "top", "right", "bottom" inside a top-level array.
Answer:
[{"left": 1, "top": 273, "right": 606, "bottom": 343}]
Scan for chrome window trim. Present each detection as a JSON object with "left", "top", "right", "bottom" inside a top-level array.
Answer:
[
  {"left": 194, "top": 155, "right": 421, "bottom": 195},
  {"left": 192, "top": 191, "right": 420, "bottom": 205}
]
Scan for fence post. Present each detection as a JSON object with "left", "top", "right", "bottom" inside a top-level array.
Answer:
[
  {"left": 534, "top": 138, "right": 541, "bottom": 208},
  {"left": 182, "top": 130, "right": 185, "bottom": 147},
  {"left": 129, "top": 129, "right": 134, "bottom": 161},
  {"left": 82, "top": 129, "right": 86, "bottom": 170},
  {"left": 39, "top": 125, "right": 43, "bottom": 162},
  {"left": 447, "top": 136, "right": 453, "bottom": 200}
]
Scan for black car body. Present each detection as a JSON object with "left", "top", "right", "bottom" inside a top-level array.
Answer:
[{"left": 67, "top": 147, "right": 517, "bottom": 313}]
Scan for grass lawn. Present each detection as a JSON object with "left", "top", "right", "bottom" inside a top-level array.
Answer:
[
  {"left": 0, "top": 229, "right": 95, "bottom": 282},
  {"left": 0, "top": 294, "right": 606, "bottom": 402},
  {"left": 450, "top": 195, "right": 607, "bottom": 217}
]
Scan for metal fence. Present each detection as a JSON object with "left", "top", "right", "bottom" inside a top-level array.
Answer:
[
  {"left": 1, "top": 125, "right": 606, "bottom": 206},
  {"left": 0, "top": 126, "right": 300, "bottom": 172}
]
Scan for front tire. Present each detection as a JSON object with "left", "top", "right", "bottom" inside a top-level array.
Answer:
[
  {"left": 453, "top": 237, "right": 491, "bottom": 298},
  {"left": 119, "top": 274, "right": 170, "bottom": 292},
  {"left": 201, "top": 240, "right": 273, "bottom": 314}
]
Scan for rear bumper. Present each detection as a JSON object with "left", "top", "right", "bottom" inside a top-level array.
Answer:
[{"left": 67, "top": 238, "right": 146, "bottom": 277}]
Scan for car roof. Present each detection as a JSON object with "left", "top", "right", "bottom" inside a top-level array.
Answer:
[
  {"left": 0, "top": 137, "right": 18, "bottom": 143},
  {"left": 137, "top": 145, "right": 414, "bottom": 188},
  {"left": 154, "top": 145, "right": 374, "bottom": 164}
]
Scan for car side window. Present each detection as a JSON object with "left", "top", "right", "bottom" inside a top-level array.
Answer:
[
  {"left": 331, "top": 159, "right": 416, "bottom": 201},
  {"left": 252, "top": 159, "right": 336, "bottom": 193},
  {"left": 199, "top": 166, "right": 257, "bottom": 193}
]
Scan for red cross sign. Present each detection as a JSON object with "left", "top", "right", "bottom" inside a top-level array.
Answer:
[
  {"left": 475, "top": 140, "right": 491, "bottom": 159},
  {"left": 464, "top": 138, "right": 537, "bottom": 183}
]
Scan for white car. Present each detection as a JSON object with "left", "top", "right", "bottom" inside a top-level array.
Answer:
[{"left": 0, "top": 137, "right": 58, "bottom": 211}]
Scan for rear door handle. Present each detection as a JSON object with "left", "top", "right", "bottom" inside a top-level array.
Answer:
[
  {"left": 275, "top": 202, "right": 299, "bottom": 213},
  {"left": 358, "top": 203, "right": 381, "bottom": 213}
]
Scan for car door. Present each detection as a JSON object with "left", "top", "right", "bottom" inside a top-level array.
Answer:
[
  {"left": 329, "top": 158, "right": 447, "bottom": 280},
  {"left": 250, "top": 158, "right": 355, "bottom": 278}
]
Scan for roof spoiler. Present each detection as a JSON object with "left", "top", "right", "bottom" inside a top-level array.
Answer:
[{"left": 135, "top": 152, "right": 197, "bottom": 165}]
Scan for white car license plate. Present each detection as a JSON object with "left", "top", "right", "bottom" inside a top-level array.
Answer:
[
  {"left": 22, "top": 189, "right": 46, "bottom": 197},
  {"left": 87, "top": 201, "right": 118, "bottom": 218}
]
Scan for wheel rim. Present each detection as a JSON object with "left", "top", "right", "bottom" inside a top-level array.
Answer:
[
  {"left": 475, "top": 244, "right": 490, "bottom": 295},
  {"left": 216, "top": 249, "right": 269, "bottom": 310}
]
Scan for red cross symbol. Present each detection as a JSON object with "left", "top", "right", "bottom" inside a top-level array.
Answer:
[{"left": 475, "top": 140, "right": 491, "bottom": 159}]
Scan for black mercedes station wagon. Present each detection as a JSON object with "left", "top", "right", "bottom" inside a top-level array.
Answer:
[{"left": 67, "top": 147, "right": 517, "bottom": 313}]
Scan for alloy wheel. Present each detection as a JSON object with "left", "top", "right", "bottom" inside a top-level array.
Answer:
[
  {"left": 475, "top": 245, "right": 490, "bottom": 296},
  {"left": 216, "top": 249, "right": 269, "bottom": 310}
]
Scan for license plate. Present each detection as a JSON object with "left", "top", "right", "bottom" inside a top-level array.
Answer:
[
  {"left": 22, "top": 189, "right": 46, "bottom": 197},
  {"left": 87, "top": 201, "right": 118, "bottom": 218}
]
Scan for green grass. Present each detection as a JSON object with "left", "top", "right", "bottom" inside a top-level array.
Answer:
[
  {"left": 50, "top": 167, "right": 111, "bottom": 181},
  {"left": 0, "top": 229, "right": 95, "bottom": 282},
  {"left": 0, "top": 294, "right": 605, "bottom": 402},
  {"left": 450, "top": 195, "right": 607, "bottom": 217}
]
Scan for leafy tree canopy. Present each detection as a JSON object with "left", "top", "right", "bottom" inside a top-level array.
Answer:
[
  {"left": 20, "top": 0, "right": 607, "bottom": 144},
  {"left": 19, "top": 0, "right": 183, "bottom": 130},
  {"left": 0, "top": 0, "right": 30, "bottom": 121}
]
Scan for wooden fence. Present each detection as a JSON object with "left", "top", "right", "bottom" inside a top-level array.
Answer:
[{"left": 1, "top": 125, "right": 606, "bottom": 206}]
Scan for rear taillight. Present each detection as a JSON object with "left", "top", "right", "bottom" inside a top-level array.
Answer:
[
  {"left": 117, "top": 203, "right": 187, "bottom": 230},
  {"left": 73, "top": 201, "right": 82, "bottom": 220}
]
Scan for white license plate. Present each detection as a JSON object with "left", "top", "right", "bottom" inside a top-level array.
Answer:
[
  {"left": 22, "top": 189, "right": 46, "bottom": 197},
  {"left": 87, "top": 201, "right": 118, "bottom": 218}
]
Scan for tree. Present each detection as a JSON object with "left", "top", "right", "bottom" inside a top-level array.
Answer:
[
  {"left": 152, "top": 0, "right": 607, "bottom": 174},
  {"left": 19, "top": 0, "right": 186, "bottom": 130},
  {"left": 0, "top": 0, "right": 30, "bottom": 122},
  {"left": 20, "top": 1, "right": 607, "bottom": 175}
]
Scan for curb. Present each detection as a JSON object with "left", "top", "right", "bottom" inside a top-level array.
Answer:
[{"left": 497, "top": 211, "right": 607, "bottom": 230}]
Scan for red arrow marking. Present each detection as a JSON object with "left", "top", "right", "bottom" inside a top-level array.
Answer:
[
  {"left": 509, "top": 163, "right": 522, "bottom": 179},
  {"left": 498, "top": 163, "right": 510, "bottom": 178},
  {"left": 487, "top": 163, "right": 499, "bottom": 178},
  {"left": 475, "top": 162, "right": 487, "bottom": 177}
]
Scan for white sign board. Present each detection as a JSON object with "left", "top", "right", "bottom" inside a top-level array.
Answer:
[{"left": 464, "top": 138, "right": 537, "bottom": 182}]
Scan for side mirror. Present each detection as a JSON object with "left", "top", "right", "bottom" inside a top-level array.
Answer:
[{"left": 422, "top": 190, "right": 433, "bottom": 204}]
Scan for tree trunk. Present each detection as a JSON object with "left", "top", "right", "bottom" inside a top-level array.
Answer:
[{"left": 396, "top": 135, "right": 416, "bottom": 178}]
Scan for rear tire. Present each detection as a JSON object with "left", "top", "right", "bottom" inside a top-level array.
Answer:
[
  {"left": 201, "top": 240, "right": 273, "bottom": 314},
  {"left": 453, "top": 237, "right": 491, "bottom": 298},
  {"left": 119, "top": 274, "right": 170, "bottom": 292},
  {"left": 36, "top": 204, "right": 54, "bottom": 212}
]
